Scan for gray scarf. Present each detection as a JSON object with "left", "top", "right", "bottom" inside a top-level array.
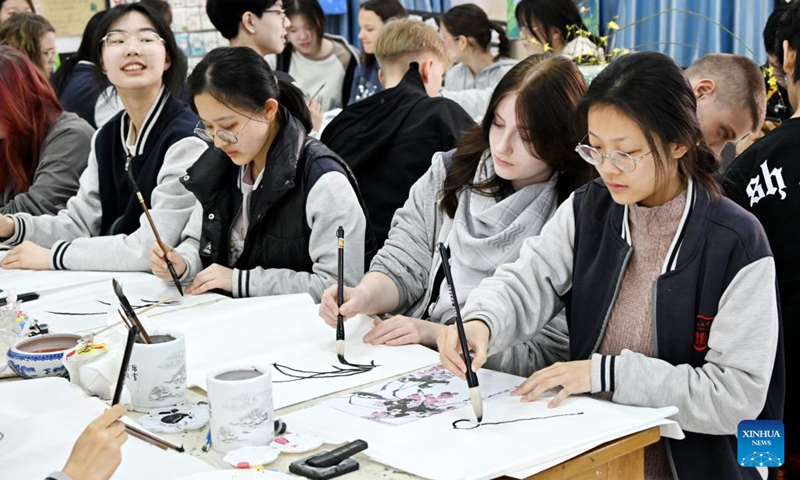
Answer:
[{"left": 430, "top": 152, "right": 560, "bottom": 322}]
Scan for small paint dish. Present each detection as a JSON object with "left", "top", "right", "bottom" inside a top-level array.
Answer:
[
  {"left": 6, "top": 333, "right": 81, "bottom": 378},
  {"left": 138, "top": 404, "right": 209, "bottom": 433},
  {"left": 270, "top": 433, "right": 323, "bottom": 453},
  {"left": 223, "top": 446, "right": 280, "bottom": 468}
]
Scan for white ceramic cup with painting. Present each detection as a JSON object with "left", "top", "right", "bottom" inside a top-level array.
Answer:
[
  {"left": 206, "top": 365, "right": 274, "bottom": 453},
  {"left": 126, "top": 330, "right": 186, "bottom": 412}
]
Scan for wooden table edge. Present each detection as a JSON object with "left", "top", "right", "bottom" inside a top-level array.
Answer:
[{"left": 500, "top": 426, "right": 662, "bottom": 480}]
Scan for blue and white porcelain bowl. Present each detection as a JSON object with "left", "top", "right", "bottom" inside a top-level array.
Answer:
[{"left": 6, "top": 333, "right": 81, "bottom": 379}]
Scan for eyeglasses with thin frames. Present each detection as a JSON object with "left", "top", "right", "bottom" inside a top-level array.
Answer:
[
  {"left": 102, "top": 31, "right": 166, "bottom": 52},
  {"left": 194, "top": 114, "right": 261, "bottom": 145},
  {"left": 574, "top": 137, "right": 653, "bottom": 173},
  {"left": 263, "top": 8, "right": 287, "bottom": 19}
]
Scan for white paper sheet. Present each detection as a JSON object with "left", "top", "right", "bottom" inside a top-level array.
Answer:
[
  {"left": 140, "top": 296, "right": 440, "bottom": 409},
  {"left": 0, "top": 397, "right": 213, "bottom": 480},
  {"left": 324, "top": 365, "right": 519, "bottom": 425},
  {"left": 0, "top": 268, "right": 136, "bottom": 295},
  {"left": 0, "top": 377, "right": 87, "bottom": 425},
  {"left": 282, "top": 392, "right": 681, "bottom": 480},
  {"left": 24, "top": 273, "right": 227, "bottom": 334},
  {"left": 0, "top": 377, "right": 213, "bottom": 479}
]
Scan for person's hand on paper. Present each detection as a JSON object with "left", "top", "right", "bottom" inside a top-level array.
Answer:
[
  {"left": 437, "top": 321, "right": 490, "bottom": 379},
  {"left": 511, "top": 360, "right": 591, "bottom": 408},
  {"left": 186, "top": 263, "right": 232, "bottom": 295},
  {"left": 307, "top": 97, "right": 323, "bottom": 133},
  {"left": 0, "top": 214, "right": 14, "bottom": 239},
  {"left": 61, "top": 404, "right": 128, "bottom": 480},
  {"left": 319, "top": 284, "right": 361, "bottom": 327},
  {"left": 0, "top": 241, "right": 51, "bottom": 270},
  {"left": 363, "top": 315, "right": 443, "bottom": 348},
  {"left": 149, "top": 241, "right": 187, "bottom": 282}
]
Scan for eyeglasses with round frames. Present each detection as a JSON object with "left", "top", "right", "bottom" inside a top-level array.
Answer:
[
  {"left": 102, "top": 31, "right": 166, "bottom": 51},
  {"left": 194, "top": 114, "right": 262, "bottom": 145},
  {"left": 574, "top": 143, "right": 653, "bottom": 172}
]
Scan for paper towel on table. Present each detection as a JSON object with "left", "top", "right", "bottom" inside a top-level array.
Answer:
[{"left": 63, "top": 318, "right": 129, "bottom": 400}]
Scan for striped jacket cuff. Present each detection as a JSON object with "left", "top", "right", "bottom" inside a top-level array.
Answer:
[
  {"left": 3, "top": 215, "right": 26, "bottom": 245},
  {"left": 50, "top": 241, "right": 72, "bottom": 270},
  {"left": 590, "top": 353, "right": 617, "bottom": 393},
  {"left": 232, "top": 268, "right": 251, "bottom": 298}
]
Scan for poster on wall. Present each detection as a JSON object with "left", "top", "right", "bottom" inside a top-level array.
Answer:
[{"left": 36, "top": 0, "right": 105, "bottom": 37}]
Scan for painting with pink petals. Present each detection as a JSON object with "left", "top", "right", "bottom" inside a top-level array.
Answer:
[{"left": 324, "top": 365, "right": 519, "bottom": 425}]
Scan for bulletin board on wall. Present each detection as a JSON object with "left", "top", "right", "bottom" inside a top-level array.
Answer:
[
  {"left": 108, "top": 0, "right": 228, "bottom": 73},
  {"left": 34, "top": 0, "right": 105, "bottom": 37}
]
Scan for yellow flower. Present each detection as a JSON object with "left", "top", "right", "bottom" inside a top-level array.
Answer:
[
  {"left": 544, "top": 43, "right": 553, "bottom": 52},
  {"left": 768, "top": 75, "right": 778, "bottom": 89},
  {"left": 580, "top": 6, "right": 589, "bottom": 13},
  {"left": 607, "top": 20, "right": 620, "bottom": 30}
]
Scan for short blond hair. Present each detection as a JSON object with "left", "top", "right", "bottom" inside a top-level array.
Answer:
[
  {"left": 686, "top": 53, "right": 766, "bottom": 132},
  {"left": 374, "top": 18, "right": 449, "bottom": 71}
]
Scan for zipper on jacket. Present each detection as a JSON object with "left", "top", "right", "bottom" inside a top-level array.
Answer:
[
  {"left": 590, "top": 246, "right": 633, "bottom": 354},
  {"left": 227, "top": 203, "right": 243, "bottom": 264},
  {"left": 651, "top": 280, "right": 659, "bottom": 356}
]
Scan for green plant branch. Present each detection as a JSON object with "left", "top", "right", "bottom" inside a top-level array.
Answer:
[{"left": 609, "top": 7, "right": 755, "bottom": 57}]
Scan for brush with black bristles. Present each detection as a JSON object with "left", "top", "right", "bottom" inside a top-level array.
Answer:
[{"left": 112, "top": 278, "right": 152, "bottom": 344}]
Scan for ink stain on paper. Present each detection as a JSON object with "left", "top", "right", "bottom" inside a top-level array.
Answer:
[
  {"left": 272, "top": 361, "right": 378, "bottom": 383},
  {"left": 452, "top": 412, "right": 585, "bottom": 430},
  {"left": 45, "top": 298, "right": 178, "bottom": 316}
]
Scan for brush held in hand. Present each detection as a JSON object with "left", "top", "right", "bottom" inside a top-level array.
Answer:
[
  {"left": 124, "top": 165, "right": 184, "bottom": 296},
  {"left": 437, "top": 242, "right": 483, "bottom": 423},
  {"left": 336, "top": 226, "right": 345, "bottom": 362},
  {"left": 112, "top": 325, "right": 138, "bottom": 405}
]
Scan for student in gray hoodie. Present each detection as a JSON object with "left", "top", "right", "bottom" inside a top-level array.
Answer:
[
  {"left": 438, "top": 5, "right": 517, "bottom": 121},
  {"left": 440, "top": 4, "right": 517, "bottom": 93},
  {"left": 0, "top": 4, "right": 206, "bottom": 272},
  {"left": 319, "top": 54, "right": 594, "bottom": 377},
  {"left": 0, "top": 46, "right": 93, "bottom": 216},
  {"left": 439, "top": 52, "right": 784, "bottom": 480}
]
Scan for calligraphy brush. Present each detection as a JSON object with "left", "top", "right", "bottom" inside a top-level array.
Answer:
[
  {"left": 112, "top": 279, "right": 152, "bottom": 344},
  {"left": 336, "top": 226, "right": 346, "bottom": 363},
  {"left": 112, "top": 325, "right": 138, "bottom": 405},
  {"left": 124, "top": 162, "right": 183, "bottom": 296},
  {"left": 437, "top": 243, "right": 483, "bottom": 423}
]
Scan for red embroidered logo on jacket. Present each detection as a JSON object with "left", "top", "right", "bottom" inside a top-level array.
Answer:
[{"left": 694, "top": 315, "right": 715, "bottom": 351}]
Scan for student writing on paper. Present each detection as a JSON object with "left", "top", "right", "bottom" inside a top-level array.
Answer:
[
  {"left": 438, "top": 4, "right": 516, "bottom": 115},
  {"left": 684, "top": 54, "right": 766, "bottom": 160},
  {"left": 0, "top": 47, "right": 94, "bottom": 216},
  {"left": 150, "top": 46, "right": 374, "bottom": 301},
  {"left": 45, "top": 404, "right": 128, "bottom": 480},
  {"left": 320, "top": 54, "right": 594, "bottom": 377},
  {"left": 0, "top": 3, "right": 206, "bottom": 272},
  {"left": 439, "top": 52, "right": 784, "bottom": 480}
]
